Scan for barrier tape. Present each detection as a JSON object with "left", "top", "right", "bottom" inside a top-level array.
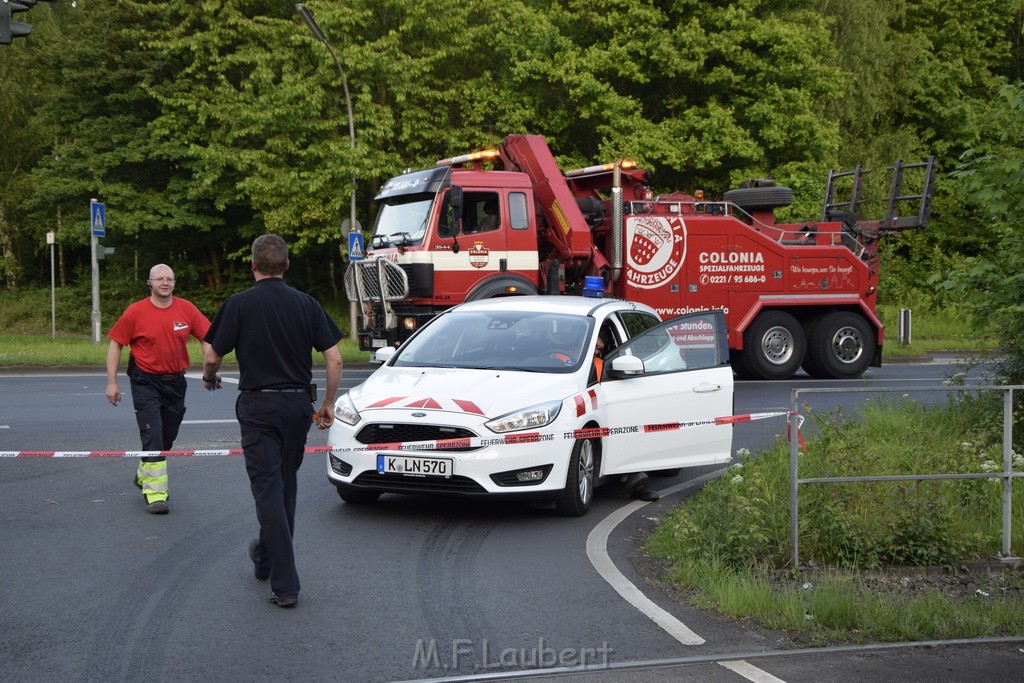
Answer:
[{"left": 0, "top": 411, "right": 802, "bottom": 458}]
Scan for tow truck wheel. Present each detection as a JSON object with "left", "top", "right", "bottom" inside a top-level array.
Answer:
[
  {"left": 555, "top": 438, "right": 596, "bottom": 517},
  {"left": 805, "top": 312, "right": 875, "bottom": 379},
  {"left": 742, "top": 311, "right": 805, "bottom": 380}
]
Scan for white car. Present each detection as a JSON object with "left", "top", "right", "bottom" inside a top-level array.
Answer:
[{"left": 327, "top": 296, "right": 734, "bottom": 516}]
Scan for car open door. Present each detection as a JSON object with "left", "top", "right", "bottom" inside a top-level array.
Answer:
[{"left": 597, "top": 310, "right": 734, "bottom": 475}]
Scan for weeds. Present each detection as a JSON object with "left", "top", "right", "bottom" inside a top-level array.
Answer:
[{"left": 647, "top": 395, "right": 1024, "bottom": 642}]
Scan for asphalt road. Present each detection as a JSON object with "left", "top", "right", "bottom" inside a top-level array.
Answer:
[{"left": 1, "top": 358, "right": 1021, "bottom": 682}]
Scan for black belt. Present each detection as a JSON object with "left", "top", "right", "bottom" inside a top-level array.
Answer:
[
  {"left": 244, "top": 388, "right": 307, "bottom": 393},
  {"left": 141, "top": 370, "right": 184, "bottom": 382}
]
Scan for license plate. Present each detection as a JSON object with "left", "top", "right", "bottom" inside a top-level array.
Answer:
[
  {"left": 377, "top": 454, "right": 452, "bottom": 478},
  {"left": 371, "top": 338, "right": 387, "bottom": 348}
]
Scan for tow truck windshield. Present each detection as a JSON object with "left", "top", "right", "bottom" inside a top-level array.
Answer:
[{"left": 371, "top": 195, "right": 434, "bottom": 247}]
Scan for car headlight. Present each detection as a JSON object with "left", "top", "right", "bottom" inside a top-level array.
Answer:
[
  {"left": 485, "top": 400, "right": 562, "bottom": 434},
  {"left": 334, "top": 392, "right": 361, "bottom": 426}
]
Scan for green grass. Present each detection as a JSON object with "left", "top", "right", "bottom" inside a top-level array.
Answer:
[
  {"left": 0, "top": 286, "right": 372, "bottom": 366},
  {"left": 0, "top": 334, "right": 371, "bottom": 367},
  {"left": 877, "top": 302, "right": 997, "bottom": 358},
  {"left": 647, "top": 397, "right": 1024, "bottom": 643}
]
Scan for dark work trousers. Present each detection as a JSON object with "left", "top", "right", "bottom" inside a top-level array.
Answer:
[
  {"left": 237, "top": 391, "right": 313, "bottom": 598},
  {"left": 128, "top": 367, "right": 187, "bottom": 458}
]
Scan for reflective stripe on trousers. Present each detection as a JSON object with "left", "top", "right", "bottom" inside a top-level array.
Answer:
[{"left": 136, "top": 459, "right": 169, "bottom": 503}]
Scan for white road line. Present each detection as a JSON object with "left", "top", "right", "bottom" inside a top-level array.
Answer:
[
  {"left": 719, "top": 659, "right": 786, "bottom": 682},
  {"left": 587, "top": 472, "right": 787, "bottom": 681},
  {"left": 586, "top": 497, "right": 705, "bottom": 646}
]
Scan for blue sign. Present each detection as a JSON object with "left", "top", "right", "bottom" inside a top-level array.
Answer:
[
  {"left": 90, "top": 201, "right": 106, "bottom": 237},
  {"left": 348, "top": 231, "right": 365, "bottom": 261}
]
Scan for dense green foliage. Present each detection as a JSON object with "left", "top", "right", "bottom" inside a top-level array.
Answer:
[{"left": 1, "top": 0, "right": 1023, "bottom": 334}]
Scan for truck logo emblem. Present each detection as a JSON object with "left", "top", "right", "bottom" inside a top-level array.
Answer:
[
  {"left": 468, "top": 242, "right": 489, "bottom": 269},
  {"left": 625, "top": 216, "right": 686, "bottom": 289}
]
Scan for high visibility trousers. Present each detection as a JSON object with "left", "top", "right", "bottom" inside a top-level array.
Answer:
[{"left": 136, "top": 459, "right": 169, "bottom": 503}]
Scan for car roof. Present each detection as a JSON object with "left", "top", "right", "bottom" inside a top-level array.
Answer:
[{"left": 447, "top": 295, "right": 660, "bottom": 319}]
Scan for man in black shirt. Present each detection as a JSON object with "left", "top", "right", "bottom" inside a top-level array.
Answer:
[{"left": 203, "top": 234, "right": 343, "bottom": 608}]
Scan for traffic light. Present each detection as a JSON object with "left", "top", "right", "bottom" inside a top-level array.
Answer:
[{"left": 1, "top": 0, "right": 55, "bottom": 46}]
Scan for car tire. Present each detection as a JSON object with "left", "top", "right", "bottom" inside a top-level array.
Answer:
[
  {"left": 337, "top": 489, "right": 381, "bottom": 504},
  {"left": 555, "top": 438, "right": 596, "bottom": 517}
]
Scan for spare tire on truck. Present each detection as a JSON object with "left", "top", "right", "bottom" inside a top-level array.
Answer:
[{"left": 723, "top": 186, "right": 794, "bottom": 211}]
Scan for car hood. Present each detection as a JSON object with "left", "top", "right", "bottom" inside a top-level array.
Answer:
[{"left": 351, "top": 366, "right": 583, "bottom": 419}]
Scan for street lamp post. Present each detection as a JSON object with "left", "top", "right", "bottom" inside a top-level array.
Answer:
[{"left": 295, "top": 3, "right": 359, "bottom": 335}]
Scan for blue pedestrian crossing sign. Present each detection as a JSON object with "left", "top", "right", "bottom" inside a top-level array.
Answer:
[
  {"left": 348, "top": 231, "right": 364, "bottom": 261},
  {"left": 90, "top": 201, "right": 106, "bottom": 237}
]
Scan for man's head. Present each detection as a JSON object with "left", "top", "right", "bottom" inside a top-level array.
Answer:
[
  {"left": 252, "top": 234, "right": 289, "bottom": 277},
  {"left": 147, "top": 264, "right": 176, "bottom": 294}
]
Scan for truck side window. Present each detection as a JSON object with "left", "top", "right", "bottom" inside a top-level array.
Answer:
[
  {"left": 465, "top": 192, "right": 501, "bottom": 234},
  {"left": 509, "top": 192, "right": 529, "bottom": 230}
]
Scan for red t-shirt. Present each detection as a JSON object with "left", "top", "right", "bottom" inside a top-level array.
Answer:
[{"left": 107, "top": 297, "right": 212, "bottom": 374}]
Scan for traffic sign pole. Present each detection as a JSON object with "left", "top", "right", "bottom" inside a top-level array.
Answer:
[{"left": 90, "top": 199, "right": 105, "bottom": 343}]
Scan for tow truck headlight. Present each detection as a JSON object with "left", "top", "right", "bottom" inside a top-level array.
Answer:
[
  {"left": 400, "top": 315, "right": 417, "bottom": 331},
  {"left": 334, "top": 393, "right": 361, "bottom": 426},
  {"left": 485, "top": 401, "right": 562, "bottom": 434}
]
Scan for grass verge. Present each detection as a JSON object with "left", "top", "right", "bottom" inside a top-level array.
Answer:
[{"left": 646, "top": 396, "right": 1024, "bottom": 644}]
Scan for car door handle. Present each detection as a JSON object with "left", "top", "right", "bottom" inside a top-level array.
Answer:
[{"left": 692, "top": 383, "right": 722, "bottom": 393}]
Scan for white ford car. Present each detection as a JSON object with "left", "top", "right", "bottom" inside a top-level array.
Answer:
[{"left": 327, "top": 296, "right": 734, "bottom": 516}]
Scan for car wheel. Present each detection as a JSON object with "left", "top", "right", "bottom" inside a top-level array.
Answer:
[
  {"left": 741, "top": 310, "right": 805, "bottom": 380},
  {"left": 338, "top": 489, "right": 381, "bottom": 504},
  {"left": 805, "top": 311, "right": 875, "bottom": 379},
  {"left": 555, "top": 438, "right": 596, "bottom": 517}
]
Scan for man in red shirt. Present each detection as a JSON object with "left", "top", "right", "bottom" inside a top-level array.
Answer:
[{"left": 105, "top": 264, "right": 212, "bottom": 514}]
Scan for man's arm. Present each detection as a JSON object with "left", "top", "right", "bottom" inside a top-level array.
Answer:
[
  {"left": 203, "top": 347, "right": 224, "bottom": 391},
  {"left": 314, "top": 345, "right": 343, "bottom": 430},
  {"left": 105, "top": 341, "right": 124, "bottom": 406}
]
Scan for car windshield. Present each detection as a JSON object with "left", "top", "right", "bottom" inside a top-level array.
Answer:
[
  {"left": 371, "top": 194, "right": 434, "bottom": 247},
  {"left": 393, "top": 309, "right": 594, "bottom": 373}
]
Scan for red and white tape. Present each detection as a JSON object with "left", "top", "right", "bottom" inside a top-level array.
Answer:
[{"left": 0, "top": 411, "right": 800, "bottom": 458}]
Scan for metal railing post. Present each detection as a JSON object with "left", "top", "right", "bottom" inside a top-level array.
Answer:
[
  {"left": 790, "top": 388, "right": 800, "bottom": 568},
  {"left": 1001, "top": 388, "right": 1014, "bottom": 559}
]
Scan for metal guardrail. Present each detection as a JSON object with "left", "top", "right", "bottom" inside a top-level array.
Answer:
[{"left": 787, "top": 385, "right": 1023, "bottom": 568}]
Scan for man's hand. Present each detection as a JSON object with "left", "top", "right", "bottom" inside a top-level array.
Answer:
[
  {"left": 202, "top": 374, "right": 223, "bottom": 392},
  {"left": 105, "top": 381, "right": 121, "bottom": 406},
  {"left": 313, "top": 404, "right": 335, "bottom": 430}
]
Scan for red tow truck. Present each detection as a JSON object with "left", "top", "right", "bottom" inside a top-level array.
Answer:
[{"left": 345, "top": 134, "right": 935, "bottom": 380}]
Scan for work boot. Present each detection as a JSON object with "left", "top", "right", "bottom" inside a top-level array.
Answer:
[
  {"left": 620, "top": 472, "right": 648, "bottom": 492},
  {"left": 146, "top": 500, "right": 169, "bottom": 514},
  {"left": 630, "top": 486, "right": 660, "bottom": 502}
]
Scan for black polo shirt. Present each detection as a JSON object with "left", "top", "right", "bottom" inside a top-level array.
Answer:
[{"left": 205, "top": 278, "right": 343, "bottom": 391}]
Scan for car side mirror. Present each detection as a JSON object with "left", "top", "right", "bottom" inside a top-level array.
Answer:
[
  {"left": 373, "top": 347, "right": 397, "bottom": 364},
  {"left": 607, "top": 355, "right": 644, "bottom": 378}
]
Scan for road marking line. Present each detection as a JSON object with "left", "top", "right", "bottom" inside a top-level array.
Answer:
[
  {"left": 719, "top": 659, "right": 786, "bottom": 682},
  {"left": 586, "top": 499, "right": 705, "bottom": 645},
  {"left": 588, "top": 471, "right": 786, "bottom": 681}
]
